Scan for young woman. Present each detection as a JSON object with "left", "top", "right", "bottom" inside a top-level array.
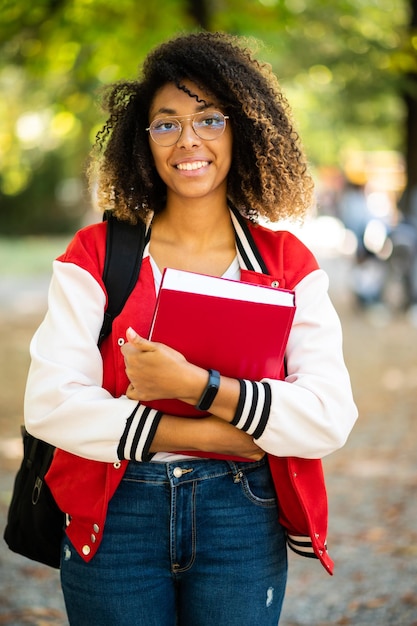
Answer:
[{"left": 24, "top": 31, "right": 357, "bottom": 625}]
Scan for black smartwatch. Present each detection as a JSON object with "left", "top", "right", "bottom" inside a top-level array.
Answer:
[{"left": 195, "top": 369, "right": 221, "bottom": 411}]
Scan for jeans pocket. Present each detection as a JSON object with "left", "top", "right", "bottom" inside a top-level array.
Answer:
[{"left": 238, "top": 464, "right": 277, "bottom": 507}]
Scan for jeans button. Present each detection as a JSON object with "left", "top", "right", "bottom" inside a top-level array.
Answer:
[{"left": 173, "top": 467, "right": 183, "bottom": 478}]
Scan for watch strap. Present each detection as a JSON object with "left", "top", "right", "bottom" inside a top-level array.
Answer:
[{"left": 195, "top": 369, "right": 221, "bottom": 411}]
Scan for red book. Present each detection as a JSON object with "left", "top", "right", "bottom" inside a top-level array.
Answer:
[{"left": 145, "top": 268, "right": 296, "bottom": 416}]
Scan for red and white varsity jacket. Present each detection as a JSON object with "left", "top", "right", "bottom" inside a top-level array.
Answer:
[{"left": 24, "top": 210, "right": 358, "bottom": 575}]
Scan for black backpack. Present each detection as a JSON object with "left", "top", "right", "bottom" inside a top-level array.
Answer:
[{"left": 3, "top": 213, "right": 146, "bottom": 568}]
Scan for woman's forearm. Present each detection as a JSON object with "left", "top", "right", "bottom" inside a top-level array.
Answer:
[{"left": 149, "top": 414, "right": 264, "bottom": 460}]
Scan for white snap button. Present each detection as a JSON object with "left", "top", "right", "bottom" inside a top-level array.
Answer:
[
  {"left": 113, "top": 462, "right": 121, "bottom": 469},
  {"left": 93, "top": 524, "right": 100, "bottom": 533},
  {"left": 173, "top": 467, "right": 183, "bottom": 478},
  {"left": 271, "top": 280, "right": 279, "bottom": 288},
  {"left": 82, "top": 545, "right": 91, "bottom": 556},
  {"left": 91, "top": 534, "right": 96, "bottom": 543},
  {"left": 117, "top": 338, "right": 125, "bottom": 346}
]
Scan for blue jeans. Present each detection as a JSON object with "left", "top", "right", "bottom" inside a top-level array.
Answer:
[{"left": 61, "top": 457, "right": 287, "bottom": 625}]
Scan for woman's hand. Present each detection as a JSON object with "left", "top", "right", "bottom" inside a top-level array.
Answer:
[{"left": 121, "top": 327, "right": 206, "bottom": 403}]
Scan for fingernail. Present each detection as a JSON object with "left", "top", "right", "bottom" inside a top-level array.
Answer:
[{"left": 126, "top": 327, "right": 138, "bottom": 340}]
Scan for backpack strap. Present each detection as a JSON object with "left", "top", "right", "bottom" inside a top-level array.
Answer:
[{"left": 98, "top": 212, "right": 147, "bottom": 346}]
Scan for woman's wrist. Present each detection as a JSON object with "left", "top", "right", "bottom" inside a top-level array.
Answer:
[
  {"left": 177, "top": 363, "right": 210, "bottom": 406},
  {"left": 176, "top": 362, "right": 241, "bottom": 423}
]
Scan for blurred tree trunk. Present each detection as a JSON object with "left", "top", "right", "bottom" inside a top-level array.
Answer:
[
  {"left": 186, "top": 0, "right": 212, "bottom": 29},
  {"left": 402, "top": 0, "right": 417, "bottom": 216}
]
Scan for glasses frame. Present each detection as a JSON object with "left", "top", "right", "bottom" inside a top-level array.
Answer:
[{"left": 146, "top": 110, "right": 229, "bottom": 147}]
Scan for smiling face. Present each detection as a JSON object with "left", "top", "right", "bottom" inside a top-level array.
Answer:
[{"left": 147, "top": 81, "right": 233, "bottom": 206}]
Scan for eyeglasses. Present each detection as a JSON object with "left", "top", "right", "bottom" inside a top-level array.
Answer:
[{"left": 146, "top": 110, "right": 229, "bottom": 147}]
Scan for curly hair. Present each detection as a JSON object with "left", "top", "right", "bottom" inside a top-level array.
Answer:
[{"left": 89, "top": 31, "right": 314, "bottom": 224}]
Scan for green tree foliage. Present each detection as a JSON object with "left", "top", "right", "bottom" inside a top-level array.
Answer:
[{"left": 0, "top": 0, "right": 416, "bottom": 233}]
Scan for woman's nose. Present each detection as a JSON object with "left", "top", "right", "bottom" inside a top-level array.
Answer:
[{"left": 176, "top": 119, "right": 201, "bottom": 148}]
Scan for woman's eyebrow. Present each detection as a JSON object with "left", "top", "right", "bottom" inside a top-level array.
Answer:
[{"left": 152, "top": 102, "right": 215, "bottom": 117}]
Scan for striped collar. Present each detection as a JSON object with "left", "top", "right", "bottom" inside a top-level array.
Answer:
[{"left": 229, "top": 206, "right": 269, "bottom": 274}]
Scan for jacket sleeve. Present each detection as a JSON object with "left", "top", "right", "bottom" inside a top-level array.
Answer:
[
  {"left": 24, "top": 260, "right": 162, "bottom": 463},
  {"left": 237, "top": 268, "right": 358, "bottom": 459}
]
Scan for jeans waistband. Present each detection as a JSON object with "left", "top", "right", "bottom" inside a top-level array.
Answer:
[{"left": 123, "top": 456, "right": 268, "bottom": 486}]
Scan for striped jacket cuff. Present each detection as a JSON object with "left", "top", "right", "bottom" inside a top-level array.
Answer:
[
  {"left": 117, "top": 403, "right": 163, "bottom": 461},
  {"left": 230, "top": 379, "right": 271, "bottom": 439},
  {"left": 287, "top": 534, "right": 322, "bottom": 560}
]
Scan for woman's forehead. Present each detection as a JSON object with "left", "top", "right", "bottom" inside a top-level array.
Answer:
[{"left": 149, "top": 80, "right": 218, "bottom": 117}]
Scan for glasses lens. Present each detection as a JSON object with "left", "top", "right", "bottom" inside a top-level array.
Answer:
[
  {"left": 194, "top": 111, "right": 226, "bottom": 140},
  {"left": 149, "top": 118, "right": 181, "bottom": 146}
]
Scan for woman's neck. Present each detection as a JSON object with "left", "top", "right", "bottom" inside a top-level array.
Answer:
[
  {"left": 149, "top": 198, "right": 236, "bottom": 276},
  {"left": 154, "top": 195, "right": 231, "bottom": 242}
]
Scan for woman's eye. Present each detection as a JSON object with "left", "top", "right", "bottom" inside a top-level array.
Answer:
[
  {"left": 200, "top": 114, "right": 223, "bottom": 127},
  {"left": 154, "top": 120, "right": 177, "bottom": 132}
]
